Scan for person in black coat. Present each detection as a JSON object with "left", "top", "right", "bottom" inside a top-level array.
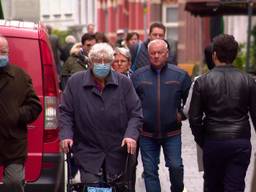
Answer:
[
  {"left": 60, "top": 35, "right": 76, "bottom": 63},
  {"left": 0, "top": 36, "right": 42, "bottom": 192},
  {"left": 47, "top": 25, "right": 63, "bottom": 76},
  {"left": 189, "top": 34, "right": 256, "bottom": 192}
]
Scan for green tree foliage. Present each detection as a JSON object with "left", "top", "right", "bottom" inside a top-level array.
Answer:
[
  {"left": 233, "top": 43, "right": 246, "bottom": 71},
  {"left": 52, "top": 29, "right": 72, "bottom": 46}
]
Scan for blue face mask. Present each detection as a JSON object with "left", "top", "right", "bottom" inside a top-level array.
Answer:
[
  {"left": 0, "top": 55, "right": 8, "bottom": 68},
  {"left": 93, "top": 63, "right": 111, "bottom": 79}
]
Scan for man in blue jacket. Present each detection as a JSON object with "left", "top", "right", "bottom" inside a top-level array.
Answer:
[{"left": 131, "top": 39, "right": 191, "bottom": 192}]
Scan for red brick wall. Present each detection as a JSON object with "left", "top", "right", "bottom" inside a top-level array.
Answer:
[
  {"left": 178, "top": 2, "right": 210, "bottom": 64},
  {"left": 97, "top": 0, "right": 150, "bottom": 45}
]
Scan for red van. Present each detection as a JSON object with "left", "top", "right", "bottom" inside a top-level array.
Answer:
[{"left": 0, "top": 20, "right": 63, "bottom": 191}]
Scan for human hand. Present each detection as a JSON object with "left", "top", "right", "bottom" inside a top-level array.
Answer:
[
  {"left": 61, "top": 139, "right": 73, "bottom": 154},
  {"left": 176, "top": 112, "right": 182, "bottom": 122},
  {"left": 121, "top": 138, "right": 137, "bottom": 154}
]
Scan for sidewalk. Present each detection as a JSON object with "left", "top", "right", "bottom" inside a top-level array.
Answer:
[{"left": 135, "top": 120, "right": 256, "bottom": 192}]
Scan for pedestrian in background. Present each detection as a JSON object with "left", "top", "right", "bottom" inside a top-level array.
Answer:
[
  {"left": 59, "top": 43, "right": 143, "bottom": 190},
  {"left": 0, "top": 36, "right": 42, "bottom": 192},
  {"left": 87, "top": 23, "right": 95, "bottom": 34},
  {"left": 115, "top": 29, "right": 126, "bottom": 47},
  {"left": 46, "top": 25, "right": 62, "bottom": 76},
  {"left": 60, "top": 35, "right": 77, "bottom": 63},
  {"left": 131, "top": 39, "right": 191, "bottom": 192},
  {"left": 112, "top": 47, "right": 132, "bottom": 78},
  {"left": 113, "top": 46, "right": 138, "bottom": 191},
  {"left": 189, "top": 34, "right": 256, "bottom": 192},
  {"left": 95, "top": 32, "right": 109, "bottom": 43},
  {"left": 125, "top": 32, "right": 140, "bottom": 49},
  {"left": 130, "top": 22, "right": 176, "bottom": 71},
  {"left": 61, "top": 33, "right": 96, "bottom": 89}
]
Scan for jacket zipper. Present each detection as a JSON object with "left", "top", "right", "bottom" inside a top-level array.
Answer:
[{"left": 157, "top": 72, "right": 161, "bottom": 138}]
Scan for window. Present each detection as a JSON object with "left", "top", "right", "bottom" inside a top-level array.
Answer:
[
  {"left": 61, "top": 0, "right": 73, "bottom": 17},
  {"left": 41, "top": 0, "right": 50, "bottom": 19},
  {"left": 50, "top": 0, "right": 61, "bottom": 17},
  {"left": 166, "top": 7, "right": 178, "bottom": 23},
  {"left": 162, "top": 4, "right": 179, "bottom": 41},
  {"left": 167, "top": 27, "right": 178, "bottom": 41}
]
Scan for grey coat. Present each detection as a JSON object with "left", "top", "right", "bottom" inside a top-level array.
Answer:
[{"left": 59, "top": 69, "right": 143, "bottom": 177}]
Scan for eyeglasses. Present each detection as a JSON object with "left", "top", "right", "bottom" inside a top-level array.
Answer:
[{"left": 113, "top": 60, "right": 128, "bottom": 64}]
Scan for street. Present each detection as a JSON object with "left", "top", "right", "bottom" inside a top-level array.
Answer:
[{"left": 135, "top": 120, "right": 256, "bottom": 192}]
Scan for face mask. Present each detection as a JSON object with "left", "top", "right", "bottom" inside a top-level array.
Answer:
[
  {"left": 93, "top": 63, "right": 111, "bottom": 79},
  {"left": 0, "top": 55, "right": 9, "bottom": 68}
]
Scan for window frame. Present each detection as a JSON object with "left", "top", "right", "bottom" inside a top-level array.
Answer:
[{"left": 162, "top": 4, "right": 179, "bottom": 41}]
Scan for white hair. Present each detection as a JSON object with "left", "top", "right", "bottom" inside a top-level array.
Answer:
[
  {"left": 148, "top": 39, "right": 168, "bottom": 50},
  {"left": 65, "top": 35, "right": 76, "bottom": 44},
  {"left": 88, "top": 43, "right": 114, "bottom": 62},
  {"left": 114, "top": 47, "right": 131, "bottom": 61}
]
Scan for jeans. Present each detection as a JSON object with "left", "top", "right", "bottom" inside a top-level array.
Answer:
[
  {"left": 140, "top": 135, "right": 184, "bottom": 192},
  {"left": 3, "top": 163, "right": 24, "bottom": 192}
]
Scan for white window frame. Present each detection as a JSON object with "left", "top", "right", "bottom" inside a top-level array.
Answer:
[
  {"left": 162, "top": 4, "right": 179, "bottom": 41},
  {"left": 41, "top": 0, "right": 51, "bottom": 19}
]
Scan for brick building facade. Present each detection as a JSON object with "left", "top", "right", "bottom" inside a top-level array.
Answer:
[{"left": 97, "top": 0, "right": 210, "bottom": 64}]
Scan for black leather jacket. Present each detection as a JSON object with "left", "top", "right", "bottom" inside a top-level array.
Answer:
[{"left": 189, "top": 65, "right": 256, "bottom": 147}]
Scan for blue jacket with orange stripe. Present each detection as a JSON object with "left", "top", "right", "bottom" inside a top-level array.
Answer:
[{"left": 131, "top": 64, "right": 191, "bottom": 138}]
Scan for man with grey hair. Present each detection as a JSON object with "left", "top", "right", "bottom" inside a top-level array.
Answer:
[
  {"left": 59, "top": 43, "right": 143, "bottom": 189},
  {"left": 131, "top": 39, "right": 191, "bottom": 192}
]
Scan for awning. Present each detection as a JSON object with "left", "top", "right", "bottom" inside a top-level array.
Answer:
[{"left": 185, "top": 0, "right": 256, "bottom": 16}]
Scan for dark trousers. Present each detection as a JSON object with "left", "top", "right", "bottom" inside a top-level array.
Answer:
[
  {"left": 3, "top": 163, "right": 24, "bottom": 192},
  {"left": 203, "top": 139, "right": 251, "bottom": 192}
]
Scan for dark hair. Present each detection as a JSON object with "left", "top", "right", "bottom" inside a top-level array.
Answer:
[
  {"left": 46, "top": 25, "right": 52, "bottom": 34},
  {"left": 95, "top": 32, "right": 109, "bottom": 43},
  {"left": 149, "top": 22, "right": 166, "bottom": 34},
  {"left": 204, "top": 45, "right": 215, "bottom": 70},
  {"left": 126, "top": 32, "right": 140, "bottom": 42},
  {"left": 81, "top": 33, "right": 96, "bottom": 45},
  {"left": 212, "top": 34, "right": 238, "bottom": 64}
]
